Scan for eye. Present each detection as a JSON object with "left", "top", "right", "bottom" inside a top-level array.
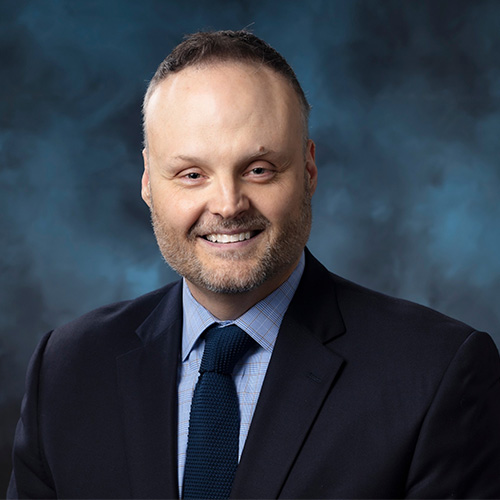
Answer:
[
  {"left": 250, "top": 167, "right": 266, "bottom": 175},
  {"left": 177, "top": 169, "right": 206, "bottom": 185},
  {"left": 244, "top": 162, "right": 275, "bottom": 181}
]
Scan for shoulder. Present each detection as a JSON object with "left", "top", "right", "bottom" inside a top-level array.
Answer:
[
  {"left": 333, "top": 271, "right": 473, "bottom": 338},
  {"left": 301, "top": 254, "right": 500, "bottom": 419},
  {"left": 301, "top": 250, "right": 489, "bottom": 366},
  {"left": 44, "top": 280, "right": 182, "bottom": 358}
]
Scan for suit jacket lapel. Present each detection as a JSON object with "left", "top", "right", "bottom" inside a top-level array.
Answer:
[
  {"left": 231, "top": 251, "right": 346, "bottom": 499},
  {"left": 116, "top": 281, "right": 183, "bottom": 499}
]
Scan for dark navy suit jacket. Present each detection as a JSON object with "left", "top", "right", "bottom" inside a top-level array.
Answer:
[{"left": 8, "top": 251, "right": 500, "bottom": 498}]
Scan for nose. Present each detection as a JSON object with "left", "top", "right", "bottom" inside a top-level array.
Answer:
[{"left": 208, "top": 176, "right": 250, "bottom": 219}]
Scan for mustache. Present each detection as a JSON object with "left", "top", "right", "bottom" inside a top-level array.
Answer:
[{"left": 189, "top": 214, "right": 271, "bottom": 237}]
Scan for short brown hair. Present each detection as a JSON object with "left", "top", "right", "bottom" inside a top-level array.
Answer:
[{"left": 142, "top": 30, "right": 310, "bottom": 148}]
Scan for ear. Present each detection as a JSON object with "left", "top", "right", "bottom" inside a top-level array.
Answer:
[
  {"left": 141, "top": 148, "right": 152, "bottom": 207},
  {"left": 305, "top": 139, "right": 318, "bottom": 195}
]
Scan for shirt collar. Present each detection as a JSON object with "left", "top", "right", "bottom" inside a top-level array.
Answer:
[{"left": 181, "top": 252, "right": 305, "bottom": 361}]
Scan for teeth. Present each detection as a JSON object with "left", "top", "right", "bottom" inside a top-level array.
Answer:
[{"left": 206, "top": 232, "right": 252, "bottom": 243}]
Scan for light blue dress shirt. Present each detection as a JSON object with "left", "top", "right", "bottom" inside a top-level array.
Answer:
[{"left": 177, "top": 252, "right": 305, "bottom": 493}]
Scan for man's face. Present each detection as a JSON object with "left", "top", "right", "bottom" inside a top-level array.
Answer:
[{"left": 142, "top": 62, "right": 317, "bottom": 299}]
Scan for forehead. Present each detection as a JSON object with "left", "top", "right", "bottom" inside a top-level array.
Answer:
[{"left": 144, "top": 62, "right": 303, "bottom": 143}]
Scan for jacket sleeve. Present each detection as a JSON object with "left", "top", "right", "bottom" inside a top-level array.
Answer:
[
  {"left": 405, "top": 330, "right": 500, "bottom": 498},
  {"left": 7, "top": 331, "right": 56, "bottom": 499}
]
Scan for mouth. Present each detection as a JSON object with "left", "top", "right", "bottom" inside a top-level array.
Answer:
[{"left": 202, "top": 230, "right": 261, "bottom": 244}]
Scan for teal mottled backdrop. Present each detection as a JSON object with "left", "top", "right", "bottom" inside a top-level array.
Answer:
[{"left": 2, "top": 0, "right": 500, "bottom": 491}]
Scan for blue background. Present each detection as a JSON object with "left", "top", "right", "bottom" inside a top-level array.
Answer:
[{"left": 2, "top": 0, "right": 500, "bottom": 491}]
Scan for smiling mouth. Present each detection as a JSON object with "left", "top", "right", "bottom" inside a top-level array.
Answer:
[{"left": 203, "top": 230, "right": 260, "bottom": 244}]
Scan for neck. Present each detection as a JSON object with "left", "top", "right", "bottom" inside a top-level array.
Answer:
[{"left": 186, "top": 271, "right": 295, "bottom": 321}]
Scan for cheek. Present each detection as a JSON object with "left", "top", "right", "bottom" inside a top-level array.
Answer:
[
  {"left": 152, "top": 188, "right": 205, "bottom": 232},
  {"left": 265, "top": 178, "right": 306, "bottom": 218},
  {"left": 253, "top": 191, "right": 297, "bottom": 225}
]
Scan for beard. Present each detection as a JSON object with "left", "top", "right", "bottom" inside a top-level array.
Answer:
[{"left": 149, "top": 182, "right": 312, "bottom": 295}]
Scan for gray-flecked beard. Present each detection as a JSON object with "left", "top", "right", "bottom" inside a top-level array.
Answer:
[{"left": 150, "top": 185, "right": 312, "bottom": 295}]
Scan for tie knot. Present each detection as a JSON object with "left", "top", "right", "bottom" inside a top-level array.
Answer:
[{"left": 200, "top": 324, "right": 253, "bottom": 375}]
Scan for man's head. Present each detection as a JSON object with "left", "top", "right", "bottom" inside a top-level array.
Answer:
[{"left": 141, "top": 30, "right": 317, "bottom": 314}]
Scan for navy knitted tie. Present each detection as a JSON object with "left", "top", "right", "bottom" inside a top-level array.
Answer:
[{"left": 182, "top": 324, "right": 254, "bottom": 500}]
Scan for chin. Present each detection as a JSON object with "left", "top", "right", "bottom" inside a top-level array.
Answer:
[{"left": 189, "top": 265, "right": 267, "bottom": 295}]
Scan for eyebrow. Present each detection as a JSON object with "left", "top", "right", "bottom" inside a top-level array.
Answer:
[{"left": 169, "top": 148, "right": 281, "bottom": 165}]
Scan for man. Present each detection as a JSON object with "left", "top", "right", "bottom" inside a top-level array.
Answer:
[{"left": 8, "top": 30, "right": 500, "bottom": 499}]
